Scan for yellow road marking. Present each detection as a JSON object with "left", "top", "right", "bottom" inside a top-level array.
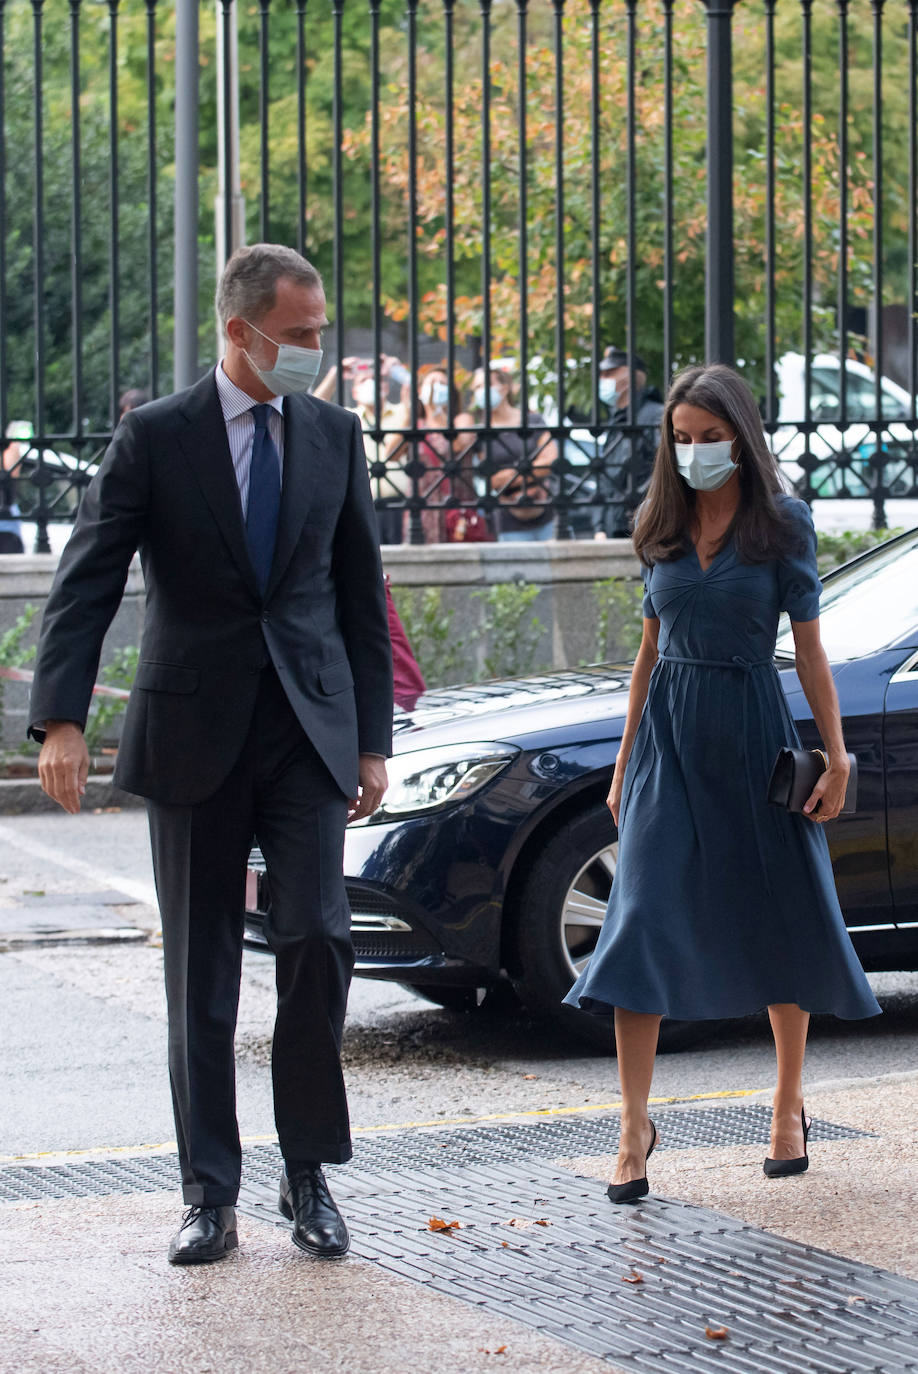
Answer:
[{"left": 0, "top": 1087, "right": 766, "bottom": 1166}]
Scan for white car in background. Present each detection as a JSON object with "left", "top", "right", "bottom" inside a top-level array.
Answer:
[{"left": 770, "top": 352, "right": 916, "bottom": 501}]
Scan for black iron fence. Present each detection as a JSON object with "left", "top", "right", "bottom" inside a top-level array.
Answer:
[{"left": 0, "top": 0, "right": 916, "bottom": 551}]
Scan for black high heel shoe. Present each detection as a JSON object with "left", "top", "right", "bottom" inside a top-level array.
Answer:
[
  {"left": 607, "top": 1120, "right": 657, "bottom": 1204},
  {"left": 763, "top": 1107, "right": 810, "bottom": 1178}
]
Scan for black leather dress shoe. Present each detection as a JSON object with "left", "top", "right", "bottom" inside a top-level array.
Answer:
[
  {"left": 279, "top": 1168, "right": 349, "bottom": 1258},
  {"left": 168, "top": 1205, "right": 238, "bottom": 1265}
]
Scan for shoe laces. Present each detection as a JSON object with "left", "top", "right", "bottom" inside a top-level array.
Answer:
[{"left": 180, "top": 1204, "right": 217, "bottom": 1228}]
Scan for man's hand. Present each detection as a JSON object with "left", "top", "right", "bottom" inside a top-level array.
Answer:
[
  {"left": 347, "top": 754, "right": 388, "bottom": 824},
  {"left": 38, "top": 720, "right": 90, "bottom": 815}
]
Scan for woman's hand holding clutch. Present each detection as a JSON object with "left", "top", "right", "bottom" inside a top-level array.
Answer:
[{"left": 802, "top": 755, "right": 851, "bottom": 823}]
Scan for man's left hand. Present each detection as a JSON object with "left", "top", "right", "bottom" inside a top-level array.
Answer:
[{"left": 348, "top": 754, "right": 388, "bottom": 823}]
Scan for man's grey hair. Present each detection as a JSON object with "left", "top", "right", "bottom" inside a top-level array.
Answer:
[{"left": 216, "top": 243, "right": 322, "bottom": 331}]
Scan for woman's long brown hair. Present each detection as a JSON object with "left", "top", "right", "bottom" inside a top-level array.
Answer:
[{"left": 633, "top": 364, "right": 800, "bottom": 567}]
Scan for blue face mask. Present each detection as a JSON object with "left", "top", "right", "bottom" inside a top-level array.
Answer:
[
  {"left": 674, "top": 440, "right": 737, "bottom": 491},
  {"left": 244, "top": 320, "right": 323, "bottom": 396},
  {"left": 474, "top": 385, "right": 504, "bottom": 410},
  {"left": 598, "top": 377, "right": 618, "bottom": 407}
]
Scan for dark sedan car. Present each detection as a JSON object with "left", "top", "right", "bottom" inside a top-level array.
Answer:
[{"left": 246, "top": 528, "right": 918, "bottom": 1046}]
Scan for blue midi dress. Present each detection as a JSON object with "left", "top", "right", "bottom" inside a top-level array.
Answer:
[{"left": 564, "top": 497, "right": 881, "bottom": 1022}]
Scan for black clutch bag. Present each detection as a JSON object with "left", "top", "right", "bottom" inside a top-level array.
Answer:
[{"left": 767, "top": 748, "right": 858, "bottom": 816}]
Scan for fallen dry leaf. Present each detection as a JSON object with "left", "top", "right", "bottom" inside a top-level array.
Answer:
[
  {"left": 622, "top": 1272, "right": 644, "bottom": 1285},
  {"left": 428, "top": 1216, "right": 462, "bottom": 1232},
  {"left": 705, "top": 1326, "right": 729, "bottom": 1341},
  {"left": 507, "top": 1217, "right": 551, "bottom": 1229},
  {"left": 847, "top": 1295, "right": 866, "bottom": 1305},
  {"left": 523, "top": 1074, "right": 539, "bottom": 1080},
  {"left": 477, "top": 1349, "right": 508, "bottom": 1357}
]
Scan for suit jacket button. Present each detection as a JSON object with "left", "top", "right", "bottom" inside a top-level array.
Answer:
[{"left": 261, "top": 613, "right": 269, "bottom": 624}]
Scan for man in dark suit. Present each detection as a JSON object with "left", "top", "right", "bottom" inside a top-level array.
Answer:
[{"left": 29, "top": 244, "right": 393, "bottom": 1265}]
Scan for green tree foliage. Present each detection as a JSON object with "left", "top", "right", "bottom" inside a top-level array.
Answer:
[{"left": 2, "top": 0, "right": 910, "bottom": 431}]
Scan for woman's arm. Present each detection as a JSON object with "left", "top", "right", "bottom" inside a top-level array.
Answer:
[
  {"left": 607, "top": 616, "right": 659, "bottom": 826},
  {"left": 791, "top": 617, "right": 850, "bottom": 822}
]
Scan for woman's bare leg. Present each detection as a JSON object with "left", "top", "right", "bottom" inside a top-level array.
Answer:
[
  {"left": 612, "top": 1008, "right": 662, "bottom": 1185},
  {"left": 767, "top": 1002, "right": 810, "bottom": 1158}
]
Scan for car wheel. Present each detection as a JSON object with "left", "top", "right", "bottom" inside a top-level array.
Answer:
[{"left": 509, "top": 802, "right": 722, "bottom": 1051}]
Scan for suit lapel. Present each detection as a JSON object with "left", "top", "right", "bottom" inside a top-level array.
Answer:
[
  {"left": 176, "top": 373, "right": 261, "bottom": 599},
  {"left": 264, "top": 393, "right": 328, "bottom": 599}
]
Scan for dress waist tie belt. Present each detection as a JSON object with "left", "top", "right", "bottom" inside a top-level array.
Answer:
[{"left": 656, "top": 653, "right": 777, "bottom": 893}]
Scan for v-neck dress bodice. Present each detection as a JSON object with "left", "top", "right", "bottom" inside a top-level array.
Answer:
[{"left": 564, "top": 495, "right": 880, "bottom": 1022}]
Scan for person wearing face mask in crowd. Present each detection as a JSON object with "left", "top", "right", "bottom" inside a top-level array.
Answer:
[
  {"left": 564, "top": 363, "right": 879, "bottom": 1205},
  {"left": 380, "top": 367, "right": 479, "bottom": 543},
  {"left": 592, "top": 346, "right": 664, "bottom": 539},
  {"left": 28, "top": 244, "right": 393, "bottom": 1267},
  {"left": 472, "top": 366, "right": 558, "bottom": 541},
  {"left": 314, "top": 354, "right": 412, "bottom": 544}
]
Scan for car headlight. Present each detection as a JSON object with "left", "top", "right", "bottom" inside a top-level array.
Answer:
[{"left": 358, "top": 742, "right": 519, "bottom": 824}]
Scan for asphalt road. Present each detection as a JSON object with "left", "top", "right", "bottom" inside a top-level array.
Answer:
[{"left": 1, "top": 809, "right": 916, "bottom": 1162}]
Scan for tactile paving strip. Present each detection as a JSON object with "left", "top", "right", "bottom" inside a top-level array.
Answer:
[
  {"left": 1, "top": 1105, "right": 913, "bottom": 1371},
  {"left": 0, "top": 1104, "right": 866, "bottom": 1202},
  {"left": 240, "top": 1161, "right": 918, "bottom": 1374}
]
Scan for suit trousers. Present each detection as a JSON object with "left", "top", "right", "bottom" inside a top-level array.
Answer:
[{"left": 146, "top": 665, "right": 354, "bottom": 1208}]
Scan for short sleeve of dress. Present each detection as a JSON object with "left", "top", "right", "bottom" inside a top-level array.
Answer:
[
  {"left": 777, "top": 498, "right": 822, "bottom": 621},
  {"left": 641, "top": 565, "right": 657, "bottom": 619}
]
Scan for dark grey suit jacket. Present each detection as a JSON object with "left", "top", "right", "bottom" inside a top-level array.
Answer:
[{"left": 29, "top": 372, "right": 393, "bottom": 804}]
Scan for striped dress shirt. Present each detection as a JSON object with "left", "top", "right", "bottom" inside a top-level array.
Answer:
[{"left": 214, "top": 363, "right": 285, "bottom": 516}]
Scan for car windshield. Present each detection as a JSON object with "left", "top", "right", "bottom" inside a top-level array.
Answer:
[{"left": 774, "top": 530, "right": 918, "bottom": 661}]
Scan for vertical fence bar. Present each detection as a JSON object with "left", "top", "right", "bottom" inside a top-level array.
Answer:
[
  {"left": 296, "top": 0, "right": 308, "bottom": 253},
  {"left": 31, "top": 0, "right": 49, "bottom": 550},
  {"left": 517, "top": 0, "right": 529, "bottom": 424},
  {"left": 0, "top": 0, "right": 6, "bottom": 442},
  {"left": 479, "top": 0, "right": 494, "bottom": 524},
  {"left": 909, "top": 0, "right": 918, "bottom": 455},
  {"left": 406, "top": 0, "right": 422, "bottom": 544},
  {"left": 836, "top": 0, "right": 848, "bottom": 427},
  {"left": 589, "top": 0, "right": 600, "bottom": 427},
  {"left": 703, "top": 0, "right": 735, "bottom": 364},
  {"left": 764, "top": 0, "right": 776, "bottom": 424},
  {"left": 663, "top": 0, "right": 674, "bottom": 384},
  {"left": 108, "top": 0, "right": 120, "bottom": 428},
  {"left": 370, "top": 0, "right": 381, "bottom": 394},
  {"left": 173, "top": 0, "right": 199, "bottom": 388},
  {"left": 259, "top": 0, "right": 271, "bottom": 241},
  {"left": 331, "top": 0, "right": 345, "bottom": 402},
  {"left": 220, "top": 0, "right": 235, "bottom": 268},
  {"left": 625, "top": 0, "right": 637, "bottom": 402},
  {"left": 445, "top": 0, "right": 457, "bottom": 423},
  {"left": 145, "top": 0, "right": 158, "bottom": 399},
  {"left": 552, "top": 0, "right": 568, "bottom": 538},
  {"left": 797, "top": 0, "right": 813, "bottom": 500},
  {"left": 70, "top": 0, "right": 84, "bottom": 438},
  {"left": 480, "top": 0, "right": 492, "bottom": 409},
  {"left": 871, "top": 0, "right": 886, "bottom": 527}
]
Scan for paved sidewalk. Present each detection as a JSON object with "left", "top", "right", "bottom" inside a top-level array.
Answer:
[{"left": 2, "top": 1079, "right": 917, "bottom": 1373}]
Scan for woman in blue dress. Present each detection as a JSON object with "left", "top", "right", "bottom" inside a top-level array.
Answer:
[{"left": 564, "top": 364, "right": 880, "bottom": 1203}]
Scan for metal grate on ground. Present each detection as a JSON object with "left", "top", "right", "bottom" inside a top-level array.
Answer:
[
  {"left": 0, "top": 1103, "right": 868, "bottom": 1202},
  {"left": 242, "top": 1159, "right": 918, "bottom": 1374},
  {"left": 2, "top": 1104, "right": 914, "bottom": 1372}
]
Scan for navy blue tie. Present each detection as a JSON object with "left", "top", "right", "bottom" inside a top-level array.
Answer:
[{"left": 245, "top": 403, "right": 281, "bottom": 594}]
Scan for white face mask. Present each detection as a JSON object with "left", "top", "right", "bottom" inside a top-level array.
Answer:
[
  {"left": 352, "top": 377, "right": 378, "bottom": 408},
  {"left": 243, "top": 320, "right": 323, "bottom": 396},
  {"left": 674, "top": 440, "right": 737, "bottom": 491},
  {"left": 598, "top": 377, "right": 617, "bottom": 407},
  {"left": 422, "top": 380, "right": 450, "bottom": 409}
]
